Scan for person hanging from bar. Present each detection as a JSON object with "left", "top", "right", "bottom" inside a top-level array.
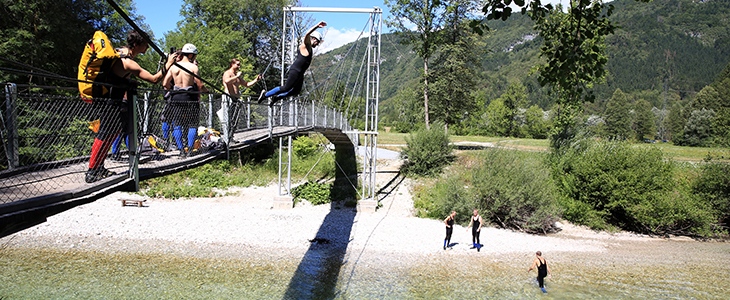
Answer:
[{"left": 257, "top": 21, "right": 327, "bottom": 106}]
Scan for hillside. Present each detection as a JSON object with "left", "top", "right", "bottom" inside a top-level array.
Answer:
[{"left": 310, "top": 0, "right": 730, "bottom": 117}]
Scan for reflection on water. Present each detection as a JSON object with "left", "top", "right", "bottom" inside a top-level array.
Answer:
[{"left": 1, "top": 238, "right": 728, "bottom": 299}]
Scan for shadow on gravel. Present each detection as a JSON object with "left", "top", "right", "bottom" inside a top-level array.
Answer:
[{"left": 284, "top": 143, "right": 358, "bottom": 299}]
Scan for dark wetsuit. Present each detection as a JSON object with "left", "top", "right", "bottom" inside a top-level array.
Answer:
[
  {"left": 444, "top": 216, "right": 455, "bottom": 248},
  {"left": 263, "top": 47, "right": 312, "bottom": 101},
  {"left": 537, "top": 258, "right": 548, "bottom": 288},
  {"left": 471, "top": 215, "right": 481, "bottom": 247}
]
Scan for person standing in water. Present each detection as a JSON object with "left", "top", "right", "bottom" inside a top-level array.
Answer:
[
  {"left": 528, "top": 251, "right": 552, "bottom": 293},
  {"left": 443, "top": 211, "right": 456, "bottom": 250}
]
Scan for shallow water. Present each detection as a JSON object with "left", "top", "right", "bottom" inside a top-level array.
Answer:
[{"left": 1, "top": 238, "right": 728, "bottom": 299}]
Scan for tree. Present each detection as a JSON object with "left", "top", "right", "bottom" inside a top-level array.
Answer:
[
  {"left": 681, "top": 108, "right": 716, "bottom": 147},
  {"left": 481, "top": 0, "right": 652, "bottom": 151},
  {"left": 666, "top": 102, "right": 686, "bottom": 143},
  {"left": 0, "top": 0, "right": 143, "bottom": 85},
  {"left": 501, "top": 81, "right": 528, "bottom": 137},
  {"left": 632, "top": 99, "right": 656, "bottom": 141},
  {"left": 386, "top": 0, "right": 448, "bottom": 130},
  {"left": 484, "top": 98, "right": 510, "bottom": 136},
  {"left": 523, "top": 105, "right": 549, "bottom": 139},
  {"left": 166, "top": 0, "right": 290, "bottom": 88},
  {"left": 429, "top": 0, "right": 482, "bottom": 134},
  {"left": 603, "top": 88, "right": 632, "bottom": 141}
]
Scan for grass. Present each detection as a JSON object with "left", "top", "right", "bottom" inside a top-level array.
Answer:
[{"left": 378, "top": 131, "right": 730, "bottom": 162}]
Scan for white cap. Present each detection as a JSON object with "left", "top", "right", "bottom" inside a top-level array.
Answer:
[
  {"left": 310, "top": 31, "right": 323, "bottom": 42},
  {"left": 181, "top": 43, "right": 198, "bottom": 54}
]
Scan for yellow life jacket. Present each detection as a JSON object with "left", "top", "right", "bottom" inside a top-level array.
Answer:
[{"left": 77, "top": 31, "right": 120, "bottom": 102}]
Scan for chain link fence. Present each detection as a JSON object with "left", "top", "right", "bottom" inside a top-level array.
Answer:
[{"left": 0, "top": 83, "right": 355, "bottom": 204}]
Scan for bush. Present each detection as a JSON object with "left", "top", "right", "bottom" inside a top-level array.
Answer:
[
  {"left": 293, "top": 135, "right": 320, "bottom": 158},
  {"left": 552, "top": 140, "right": 717, "bottom": 236},
  {"left": 292, "top": 181, "right": 331, "bottom": 205},
  {"left": 693, "top": 162, "right": 730, "bottom": 231},
  {"left": 400, "top": 124, "right": 454, "bottom": 176},
  {"left": 414, "top": 150, "right": 563, "bottom": 233}
]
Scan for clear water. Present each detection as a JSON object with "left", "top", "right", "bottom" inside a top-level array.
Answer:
[{"left": 1, "top": 238, "right": 728, "bottom": 299}]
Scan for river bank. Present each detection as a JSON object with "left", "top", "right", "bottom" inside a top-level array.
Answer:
[{"left": 1, "top": 168, "right": 729, "bottom": 298}]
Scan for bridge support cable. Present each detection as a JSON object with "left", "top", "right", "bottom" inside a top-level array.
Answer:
[
  {"left": 362, "top": 9, "right": 382, "bottom": 203},
  {"left": 278, "top": 6, "right": 382, "bottom": 209}
]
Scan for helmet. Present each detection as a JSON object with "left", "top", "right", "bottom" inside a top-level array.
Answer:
[
  {"left": 310, "top": 31, "right": 323, "bottom": 42},
  {"left": 181, "top": 43, "right": 198, "bottom": 54}
]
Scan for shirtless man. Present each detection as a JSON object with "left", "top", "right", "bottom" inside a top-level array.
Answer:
[
  {"left": 85, "top": 30, "right": 176, "bottom": 183},
  {"left": 220, "top": 58, "right": 261, "bottom": 142},
  {"left": 163, "top": 43, "right": 206, "bottom": 158}
]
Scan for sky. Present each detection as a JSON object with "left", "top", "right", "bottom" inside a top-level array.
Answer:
[{"left": 135, "top": 0, "right": 571, "bottom": 54}]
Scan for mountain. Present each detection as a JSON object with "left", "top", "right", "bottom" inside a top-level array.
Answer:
[{"left": 309, "top": 0, "right": 730, "bottom": 119}]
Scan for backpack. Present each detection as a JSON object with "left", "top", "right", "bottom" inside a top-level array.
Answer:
[
  {"left": 139, "top": 134, "right": 167, "bottom": 156},
  {"left": 78, "top": 31, "right": 120, "bottom": 102}
]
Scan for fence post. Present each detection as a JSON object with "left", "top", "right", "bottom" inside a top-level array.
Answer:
[
  {"left": 246, "top": 99, "right": 251, "bottom": 129},
  {"left": 3, "top": 83, "right": 18, "bottom": 169},
  {"left": 142, "top": 91, "right": 150, "bottom": 134},
  {"left": 207, "top": 94, "right": 213, "bottom": 129},
  {"left": 130, "top": 93, "right": 140, "bottom": 191}
]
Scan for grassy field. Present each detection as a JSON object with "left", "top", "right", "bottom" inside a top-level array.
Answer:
[{"left": 377, "top": 131, "right": 730, "bottom": 163}]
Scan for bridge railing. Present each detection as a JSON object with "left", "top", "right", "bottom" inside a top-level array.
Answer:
[{"left": 0, "top": 83, "right": 355, "bottom": 204}]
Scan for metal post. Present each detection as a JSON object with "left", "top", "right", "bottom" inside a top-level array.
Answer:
[
  {"left": 4, "top": 83, "right": 18, "bottom": 169},
  {"left": 207, "top": 94, "right": 213, "bottom": 129},
  {"left": 143, "top": 91, "right": 150, "bottom": 134},
  {"left": 130, "top": 93, "right": 140, "bottom": 191}
]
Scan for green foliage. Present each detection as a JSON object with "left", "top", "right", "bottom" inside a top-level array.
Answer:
[
  {"left": 292, "top": 135, "right": 320, "bottom": 159},
  {"left": 633, "top": 99, "right": 656, "bottom": 141},
  {"left": 292, "top": 181, "right": 331, "bottom": 206},
  {"left": 604, "top": 88, "right": 632, "bottom": 140},
  {"left": 552, "top": 140, "right": 716, "bottom": 236},
  {"left": 0, "top": 0, "right": 144, "bottom": 85},
  {"left": 680, "top": 108, "right": 716, "bottom": 147},
  {"left": 523, "top": 105, "right": 550, "bottom": 139},
  {"left": 400, "top": 124, "right": 454, "bottom": 176},
  {"left": 692, "top": 162, "right": 730, "bottom": 230},
  {"left": 469, "top": 150, "right": 562, "bottom": 233},
  {"left": 414, "top": 150, "right": 563, "bottom": 233}
]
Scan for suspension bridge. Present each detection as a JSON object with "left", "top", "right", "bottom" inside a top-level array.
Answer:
[{"left": 0, "top": 6, "right": 383, "bottom": 240}]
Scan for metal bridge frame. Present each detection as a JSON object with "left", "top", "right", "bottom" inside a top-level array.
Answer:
[{"left": 279, "top": 6, "right": 382, "bottom": 202}]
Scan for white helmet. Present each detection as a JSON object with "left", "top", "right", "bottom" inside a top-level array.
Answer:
[
  {"left": 310, "top": 31, "right": 323, "bottom": 42},
  {"left": 181, "top": 43, "right": 198, "bottom": 54}
]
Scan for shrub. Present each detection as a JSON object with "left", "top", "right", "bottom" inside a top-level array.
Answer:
[
  {"left": 553, "top": 140, "right": 717, "bottom": 236},
  {"left": 292, "top": 181, "right": 331, "bottom": 205},
  {"left": 400, "top": 124, "right": 454, "bottom": 176},
  {"left": 693, "top": 162, "right": 730, "bottom": 231},
  {"left": 469, "top": 150, "right": 562, "bottom": 233},
  {"left": 293, "top": 135, "right": 320, "bottom": 158},
  {"left": 414, "top": 150, "right": 563, "bottom": 233}
]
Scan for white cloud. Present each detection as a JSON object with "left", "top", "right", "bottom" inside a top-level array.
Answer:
[{"left": 314, "top": 27, "right": 370, "bottom": 55}]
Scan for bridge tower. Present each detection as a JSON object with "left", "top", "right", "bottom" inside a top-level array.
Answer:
[{"left": 277, "top": 6, "right": 382, "bottom": 210}]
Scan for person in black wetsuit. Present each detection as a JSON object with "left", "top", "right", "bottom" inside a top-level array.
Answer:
[
  {"left": 443, "top": 211, "right": 456, "bottom": 250},
  {"left": 528, "top": 251, "right": 552, "bottom": 293},
  {"left": 258, "top": 21, "right": 327, "bottom": 106},
  {"left": 466, "top": 209, "right": 483, "bottom": 251}
]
